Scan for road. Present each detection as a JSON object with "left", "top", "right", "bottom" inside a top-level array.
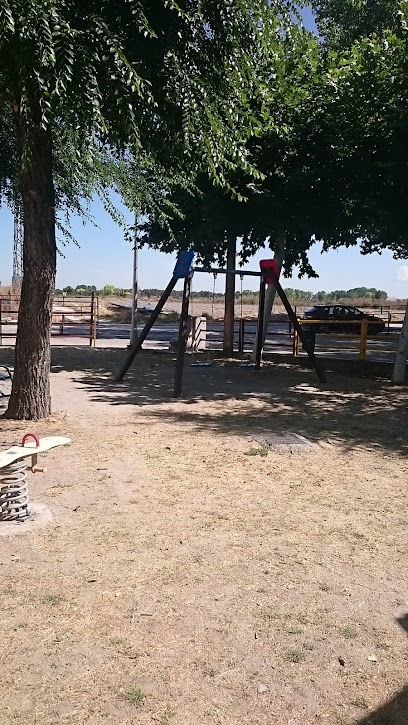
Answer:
[{"left": 0, "top": 319, "right": 398, "bottom": 363}]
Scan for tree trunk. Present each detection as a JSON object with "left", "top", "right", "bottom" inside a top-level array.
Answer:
[
  {"left": 392, "top": 299, "right": 408, "bottom": 384},
  {"left": 223, "top": 235, "right": 236, "bottom": 355},
  {"left": 5, "top": 113, "right": 56, "bottom": 420},
  {"left": 251, "top": 231, "right": 285, "bottom": 362}
]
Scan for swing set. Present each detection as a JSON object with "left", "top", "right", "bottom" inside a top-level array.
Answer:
[{"left": 114, "top": 251, "right": 327, "bottom": 395}]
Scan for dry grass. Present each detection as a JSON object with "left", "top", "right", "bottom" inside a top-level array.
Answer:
[{"left": 0, "top": 348, "right": 407, "bottom": 724}]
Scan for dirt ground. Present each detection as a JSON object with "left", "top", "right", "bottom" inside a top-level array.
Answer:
[{"left": 0, "top": 348, "right": 407, "bottom": 725}]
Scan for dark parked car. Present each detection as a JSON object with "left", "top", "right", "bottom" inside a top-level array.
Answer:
[{"left": 302, "top": 305, "right": 385, "bottom": 335}]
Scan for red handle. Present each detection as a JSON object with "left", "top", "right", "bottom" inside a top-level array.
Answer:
[{"left": 22, "top": 433, "right": 40, "bottom": 448}]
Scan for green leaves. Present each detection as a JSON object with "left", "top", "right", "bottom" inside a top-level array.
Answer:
[
  {"left": 0, "top": 1, "right": 15, "bottom": 35},
  {"left": 306, "top": 0, "right": 408, "bottom": 260},
  {"left": 0, "top": 0, "right": 297, "bottom": 215}
]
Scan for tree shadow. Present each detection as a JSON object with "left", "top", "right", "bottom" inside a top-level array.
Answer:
[
  {"left": 355, "top": 615, "right": 408, "bottom": 724},
  {"left": 353, "top": 686, "right": 408, "bottom": 725},
  {"left": 396, "top": 614, "right": 408, "bottom": 635},
  {"left": 48, "top": 348, "right": 408, "bottom": 457}
]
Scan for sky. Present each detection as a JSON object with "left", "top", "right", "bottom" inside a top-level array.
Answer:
[{"left": 1, "top": 7, "right": 407, "bottom": 300}]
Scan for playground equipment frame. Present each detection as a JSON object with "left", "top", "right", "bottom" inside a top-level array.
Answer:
[{"left": 114, "top": 254, "right": 327, "bottom": 394}]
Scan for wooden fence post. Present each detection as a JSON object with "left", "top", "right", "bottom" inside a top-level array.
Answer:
[
  {"left": 360, "top": 319, "right": 368, "bottom": 360},
  {"left": 292, "top": 326, "right": 299, "bottom": 356}
]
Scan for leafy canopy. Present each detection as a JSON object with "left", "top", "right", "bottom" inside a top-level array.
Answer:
[
  {"left": 142, "top": 0, "right": 408, "bottom": 279},
  {"left": 314, "top": 0, "right": 397, "bottom": 48},
  {"left": 140, "top": 22, "right": 327, "bottom": 275},
  {"left": 307, "top": 1, "right": 408, "bottom": 259},
  {"left": 0, "top": 0, "right": 295, "bottom": 227}
]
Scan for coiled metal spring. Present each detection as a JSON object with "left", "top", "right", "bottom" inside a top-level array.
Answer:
[{"left": 0, "top": 460, "right": 30, "bottom": 522}]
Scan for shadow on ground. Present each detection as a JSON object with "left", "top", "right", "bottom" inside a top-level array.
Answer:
[
  {"left": 47, "top": 348, "right": 408, "bottom": 456},
  {"left": 354, "top": 686, "right": 408, "bottom": 725},
  {"left": 356, "top": 616, "right": 407, "bottom": 725}
]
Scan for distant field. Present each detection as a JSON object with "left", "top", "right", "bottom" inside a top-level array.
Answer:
[
  {"left": 131, "top": 295, "right": 407, "bottom": 322},
  {"left": 1, "top": 287, "right": 405, "bottom": 324}
]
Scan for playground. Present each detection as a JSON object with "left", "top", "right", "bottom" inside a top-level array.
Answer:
[{"left": 0, "top": 346, "right": 407, "bottom": 725}]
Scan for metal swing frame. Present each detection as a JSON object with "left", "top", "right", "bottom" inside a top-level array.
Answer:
[{"left": 114, "top": 253, "right": 327, "bottom": 397}]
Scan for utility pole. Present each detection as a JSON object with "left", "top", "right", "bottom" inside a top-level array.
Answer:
[{"left": 130, "top": 217, "right": 138, "bottom": 346}]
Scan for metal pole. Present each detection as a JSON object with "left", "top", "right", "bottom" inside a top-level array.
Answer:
[
  {"left": 255, "top": 275, "right": 266, "bottom": 369},
  {"left": 93, "top": 305, "right": 97, "bottom": 347},
  {"left": 89, "top": 292, "right": 95, "bottom": 347},
  {"left": 173, "top": 273, "right": 192, "bottom": 397},
  {"left": 130, "top": 218, "right": 138, "bottom": 346},
  {"left": 115, "top": 277, "right": 178, "bottom": 381},
  {"left": 193, "top": 267, "right": 262, "bottom": 277},
  {"left": 267, "top": 269, "right": 327, "bottom": 383}
]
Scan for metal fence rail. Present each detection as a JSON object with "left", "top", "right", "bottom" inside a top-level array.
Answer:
[
  {"left": 202, "top": 317, "right": 400, "bottom": 362},
  {"left": 0, "top": 294, "right": 99, "bottom": 347},
  {"left": 292, "top": 319, "right": 398, "bottom": 361}
]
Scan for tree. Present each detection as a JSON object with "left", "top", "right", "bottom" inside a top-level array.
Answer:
[
  {"left": 141, "top": 28, "right": 322, "bottom": 245},
  {"left": 141, "top": 20, "right": 370, "bottom": 279},
  {"left": 103, "top": 284, "right": 116, "bottom": 297},
  {"left": 140, "top": 23, "right": 334, "bottom": 356},
  {"left": 143, "top": 1, "right": 408, "bottom": 362},
  {"left": 314, "top": 0, "right": 397, "bottom": 48},
  {"left": 374, "top": 290, "right": 387, "bottom": 300},
  {"left": 311, "top": 0, "right": 408, "bottom": 379},
  {"left": 308, "top": 1, "right": 408, "bottom": 259},
  {"left": 0, "top": 0, "right": 290, "bottom": 419}
]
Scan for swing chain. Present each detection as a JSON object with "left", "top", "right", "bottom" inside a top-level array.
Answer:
[{"left": 211, "top": 273, "right": 217, "bottom": 318}]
